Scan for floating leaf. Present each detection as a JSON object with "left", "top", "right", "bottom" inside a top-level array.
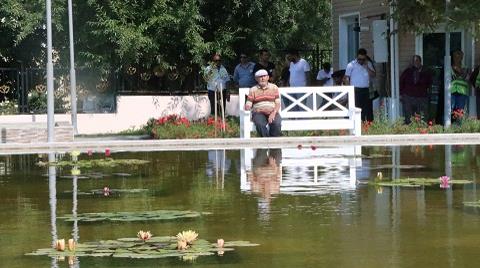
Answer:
[
  {"left": 37, "top": 158, "right": 149, "bottom": 169},
  {"left": 464, "top": 201, "right": 480, "bottom": 208},
  {"left": 59, "top": 210, "right": 211, "bottom": 223},
  {"left": 372, "top": 178, "right": 473, "bottom": 187},
  {"left": 27, "top": 236, "right": 258, "bottom": 260}
]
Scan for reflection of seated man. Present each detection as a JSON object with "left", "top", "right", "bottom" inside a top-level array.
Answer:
[
  {"left": 244, "top": 69, "right": 282, "bottom": 137},
  {"left": 248, "top": 149, "right": 282, "bottom": 199}
]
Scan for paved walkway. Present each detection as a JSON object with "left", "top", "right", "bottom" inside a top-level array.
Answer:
[{"left": 1, "top": 133, "right": 480, "bottom": 155}]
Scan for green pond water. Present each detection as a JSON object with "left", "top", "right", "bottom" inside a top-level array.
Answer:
[{"left": 1, "top": 145, "right": 480, "bottom": 267}]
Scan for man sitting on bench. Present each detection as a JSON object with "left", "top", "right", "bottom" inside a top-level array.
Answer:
[{"left": 244, "top": 69, "right": 282, "bottom": 137}]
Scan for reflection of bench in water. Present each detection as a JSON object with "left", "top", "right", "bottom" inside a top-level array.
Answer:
[{"left": 240, "top": 146, "right": 361, "bottom": 195}]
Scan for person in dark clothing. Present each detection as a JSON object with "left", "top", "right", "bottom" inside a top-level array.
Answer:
[
  {"left": 470, "top": 65, "right": 480, "bottom": 119},
  {"left": 253, "top": 49, "right": 276, "bottom": 82},
  {"left": 400, "top": 55, "right": 433, "bottom": 123}
]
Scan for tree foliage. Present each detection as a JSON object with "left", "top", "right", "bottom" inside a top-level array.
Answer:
[
  {"left": 391, "top": 0, "right": 480, "bottom": 34},
  {"left": 0, "top": 0, "right": 332, "bottom": 71}
]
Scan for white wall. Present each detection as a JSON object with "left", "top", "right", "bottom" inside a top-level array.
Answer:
[{"left": 0, "top": 95, "right": 241, "bottom": 135}]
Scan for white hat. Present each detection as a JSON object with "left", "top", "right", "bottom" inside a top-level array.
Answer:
[{"left": 255, "top": 69, "right": 269, "bottom": 77}]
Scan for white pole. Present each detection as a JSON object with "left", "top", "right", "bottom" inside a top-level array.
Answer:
[
  {"left": 389, "top": 3, "right": 397, "bottom": 122},
  {"left": 46, "top": 0, "right": 55, "bottom": 142},
  {"left": 68, "top": 0, "right": 78, "bottom": 134},
  {"left": 444, "top": 0, "right": 452, "bottom": 127}
]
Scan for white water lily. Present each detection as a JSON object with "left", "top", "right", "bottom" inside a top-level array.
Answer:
[
  {"left": 137, "top": 230, "right": 152, "bottom": 242},
  {"left": 176, "top": 230, "right": 198, "bottom": 245},
  {"left": 177, "top": 239, "right": 188, "bottom": 250},
  {"left": 68, "top": 239, "right": 76, "bottom": 251},
  {"left": 55, "top": 239, "right": 65, "bottom": 251}
]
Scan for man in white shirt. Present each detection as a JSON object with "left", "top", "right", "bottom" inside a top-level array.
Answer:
[
  {"left": 316, "top": 62, "right": 333, "bottom": 86},
  {"left": 343, "top": 48, "right": 376, "bottom": 121},
  {"left": 288, "top": 50, "right": 311, "bottom": 87},
  {"left": 287, "top": 50, "right": 311, "bottom": 111}
]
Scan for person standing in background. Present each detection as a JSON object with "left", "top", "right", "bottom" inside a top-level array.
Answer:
[
  {"left": 203, "top": 53, "right": 230, "bottom": 115},
  {"left": 253, "top": 49, "right": 276, "bottom": 82},
  {"left": 343, "top": 48, "right": 376, "bottom": 121},
  {"left": 233, "top": 53, "right": 256, "bottom": 88},
  {"left": 287, "top": 50, "right": 311, "bottom": 87},
  {"left": 400, "top": 55, "right": 433, "bottom": 123},
  {"left": 450, "top": 49, "right": 470, "bottom": 114},
  {"left": 316, "top": 62, "right": 333, "bottom": 86}
]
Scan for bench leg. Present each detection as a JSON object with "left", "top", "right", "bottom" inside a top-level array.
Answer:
[
  {"left": 240, "top": 115, "right": 251, "bottom": 138},
  {"left": 350, "top": 109, "right": 362, "bottom": 136}
]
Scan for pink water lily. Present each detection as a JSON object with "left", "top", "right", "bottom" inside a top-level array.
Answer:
[
  {"left": 103, "top": 186, "right": 111, "bottom": 196},
  {"left": 440, "top": 176, "right": 450, "bottom": 189}
]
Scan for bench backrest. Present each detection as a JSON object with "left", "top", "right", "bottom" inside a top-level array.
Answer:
[{"left": 239, "top": 86, "right": 355, "bottom": 119}]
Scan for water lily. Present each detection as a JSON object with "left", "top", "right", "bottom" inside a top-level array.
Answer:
[
  {"left": 103, "top": 186, "right": 111, "bottom": 196},
  {"left": 137, "top": 230, "right": 152, "bottom": 242},
  {"left": 71, "top": 167, "right": 81, "bottom": 176},
  {"left": 310, "top": 145, "right": 317, "bottom": 151},
  {"left": 68, "top": 239, "right": 76, "bottom": 251},
  {"left": 55, "top": 239, "right": 65, "bottom": 251},
  {"left": 440, "top": 176, "right": 450, "bottom": 189},
  {"left": 87, "top": 150, "right": 93, "bottom": 156},
  {"left": 177, "top": 239, "right": 188, "bottom": 250},
  {"left": 376, "top": 172, "right": 383, "bottom": 181},
  {"left": 377, "top": 186, "right": 384, "bottom": 194},
  {"left": 176, "top": 230, "right": 198, "bottom": 245},
  {"left": 68, "top": 256, "right": 75, "bottom": 266},
  {"left": 70, "top": 150, "right": 80, "bottom": 157},
  {"left": 217, "top": 239, "right": 224, "bottom": 248},
  {"left": 105, "top": 149, "right": 111, "bottom": 157},
  {"left": 297, "top": 144, "right": 302, "bottom": 150}
]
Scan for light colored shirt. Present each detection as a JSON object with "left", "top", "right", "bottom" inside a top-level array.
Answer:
[
  {"left": 245, "top": 83, "right": 281, "bottom": 113},
  {"left": 289, "top": 58, "right": 311, "bottom": 87},
  {"left": 316, "top": 69, "right": 333, "bottom": 86},
  {"left": 345, "top": 60, "right": 374, "bottom": 88},
  {"left": 233, "top": 62, "right": 256, "bottom": 88},
  {"left": 204, "top": 65, "right": 230, "bottom": 91}
]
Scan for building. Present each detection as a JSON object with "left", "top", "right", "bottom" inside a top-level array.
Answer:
[{"left": 332, "top": 0, "right": 480, "bottom": 122}]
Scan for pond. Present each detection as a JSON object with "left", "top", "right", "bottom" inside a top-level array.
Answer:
[{"left": 1, "top": 145, "right": 480, "bottom": 267}]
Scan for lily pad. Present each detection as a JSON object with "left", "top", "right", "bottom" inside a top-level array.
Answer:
[
  {"left": 61, "top": 189, "right": 149, "bottom": 196},
  {"left": 369, "top": 164, "right": 426, "bottom": 170},
  {"left": 463, "top": 201, "right": 480, "bottom": 208},
  {"left": 37, "top": 158, "right": 150, "bottom": 169},
  {"left": 58, "top": 210, "right": 212, "bottom": 223},
  {"left": 26, "top": 236, "right": 258, "bottom": 260},
  {"left": 372, "top": 178, "right": 473, "bottom": 187}
]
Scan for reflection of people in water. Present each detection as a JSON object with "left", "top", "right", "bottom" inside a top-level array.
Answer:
[
  {"left": 248, "top": 148, "right": 282, "bottom": 222},
  {"left": 206, "top": 150, "right": 231, "bottom": 178},
  {"left": 249, "top": 149, "right": 282, "bottom": 199}
]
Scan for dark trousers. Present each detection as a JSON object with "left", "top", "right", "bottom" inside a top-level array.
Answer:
[
  {"left": 452, "top": 93, "right": 468, "bottom": 111},
  {"left": 354, "top": 87, "right": 373, "bottom": 122},
  {"left": 208, "top": 90, "right": 227, "bottom": 116},
  {"left": 252, "top": 112, "right": 282, "bottom": 137},
  {"left": 401, "top": 95, "right": 429, "bottom": 123}
]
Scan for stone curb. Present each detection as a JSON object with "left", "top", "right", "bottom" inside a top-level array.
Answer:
[{"left": 1, "top": 133, "right": 480, "bottom": 155}]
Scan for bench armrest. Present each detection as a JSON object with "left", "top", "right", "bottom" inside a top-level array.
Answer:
[{"left": 240, "top": 110, "right": 251, "bottom": 117}]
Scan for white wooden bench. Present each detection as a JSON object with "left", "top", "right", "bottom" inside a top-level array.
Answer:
[{"left": 238, "top": 86, "right": 362, "bottom": 138}]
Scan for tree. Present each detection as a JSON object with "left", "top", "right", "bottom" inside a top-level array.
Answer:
[{"left": 391, "top": 0, "right": 480, "bottom": 34}]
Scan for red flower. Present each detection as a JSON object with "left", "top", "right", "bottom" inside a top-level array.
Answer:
[
  {"left": 297, "top": 144, "right": 302, "bottom": 150},
  {"left": 428, "top": 121, "right": 433, "bottom": 126},
  {"left": 311, "top": 145, "right": 317, "bottom": 150}
]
